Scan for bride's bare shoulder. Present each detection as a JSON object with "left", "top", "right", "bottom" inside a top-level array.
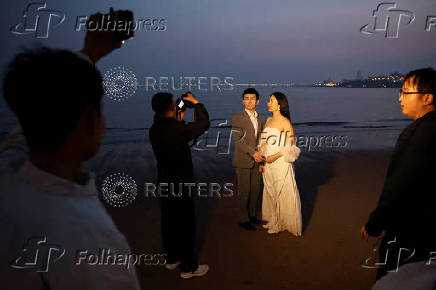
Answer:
[{"left": 280, "top": 118, "right": 292, "bottom": 129}]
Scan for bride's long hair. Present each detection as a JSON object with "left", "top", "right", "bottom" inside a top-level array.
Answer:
[{"left": 271, "top": 92, "right": 291, "bottom": 122}]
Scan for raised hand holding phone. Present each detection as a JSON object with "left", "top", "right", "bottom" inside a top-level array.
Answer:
[{"left": 79, "top": 8, "right": 134, "bottom": 64}]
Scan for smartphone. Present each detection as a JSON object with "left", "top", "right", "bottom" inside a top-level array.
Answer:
[
  {"left": 109, "top": 7, "right": 135, "bottom": 43},
  {"left": 178, "top": 100, "right": 185, "bottom": 109}
]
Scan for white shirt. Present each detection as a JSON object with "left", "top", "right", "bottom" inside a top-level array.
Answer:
[
  {"left": 0, "top": 125, "right": 141, "bottom": 290},
  {"left": 245, "top": 109, "right": 259, "bottom": 137}
]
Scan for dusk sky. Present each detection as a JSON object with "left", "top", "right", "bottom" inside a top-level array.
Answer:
[{"left": 1, "top": 0, "right": 436, "bottom": 84}]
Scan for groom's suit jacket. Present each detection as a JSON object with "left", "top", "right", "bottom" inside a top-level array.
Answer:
[
  {"left": 365, "top": 110, "right": 436, "bottom": 250},
  {"left": 232, "top": 110, "right": 264, "bottom": 169}
]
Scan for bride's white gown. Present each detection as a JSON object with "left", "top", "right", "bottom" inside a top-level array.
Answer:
[{"left": 259, "top": 127, "right": 302, "bottom": 236}]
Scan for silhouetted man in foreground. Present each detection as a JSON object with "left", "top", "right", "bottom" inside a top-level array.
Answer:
[
  {"left": 362, "top": 68, "right": 436, "bottom": 280},
  {"left": 0, "top": 12, "right": 141, "bottom": 290},
  {"left": 149, "top": 92, "right": 210, "bottom": 279}
]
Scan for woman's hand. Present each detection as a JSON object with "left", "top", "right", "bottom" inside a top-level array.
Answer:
[{"left": 259, "top": 165, "right": 265, "bottom": 173}]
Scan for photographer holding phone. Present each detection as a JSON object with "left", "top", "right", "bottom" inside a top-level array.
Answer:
[{"left": 149, "top": 92, "right": 210, "bottom": 279}]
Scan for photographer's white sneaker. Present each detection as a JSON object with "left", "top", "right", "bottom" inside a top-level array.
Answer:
[
  {"left": 165, "top": 260, "right": 180, "bottom": 270},
  {"left": 180, "top": 264, "right": 209, "bottom": 279}
]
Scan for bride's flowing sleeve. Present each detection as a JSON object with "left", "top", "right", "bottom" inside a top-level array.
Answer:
[{"left": 280, "top": 143, "right": 301, "bottom": 163}]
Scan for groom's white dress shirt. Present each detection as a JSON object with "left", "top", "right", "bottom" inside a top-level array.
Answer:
[{"left": 0, "top": 125, "right": 141, "bottom": 290}]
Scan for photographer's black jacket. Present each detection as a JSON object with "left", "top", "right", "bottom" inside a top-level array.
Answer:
[
  {"left": 365, "top": 110, "right": 436, "bottom": 248},
  {"left": 149, "top": 104, "right": 210, "bottom": 184}
]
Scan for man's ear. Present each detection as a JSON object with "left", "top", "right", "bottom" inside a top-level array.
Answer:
[
  {"left": 424, "top": 94, "right": 434, "bottom": 106},
  {"left": 256, "top": 99, "right": 260, "bottom": 105}
]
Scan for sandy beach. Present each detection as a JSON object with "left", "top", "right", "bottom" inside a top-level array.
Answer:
[{"left": 84, "top": 144, "right": 392, "bottom": 290}]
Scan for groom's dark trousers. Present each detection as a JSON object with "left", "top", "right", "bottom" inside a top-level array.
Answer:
[
  {"left": 150, "top": 103, "right": 210, "bottom": 272},
  {"left": 232, "top": 110, "right": 264, "bottom": 222},
  {"left": 364, "top": 110, "right": 436, "bottom": 280}
]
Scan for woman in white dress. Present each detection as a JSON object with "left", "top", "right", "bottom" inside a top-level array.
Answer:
[{"left": 257, "top": 92, "right": 302, "bottom": 236}]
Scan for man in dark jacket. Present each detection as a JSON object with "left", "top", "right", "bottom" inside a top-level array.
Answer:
[
  {"left": 362, "top": 68, "right": 436, "bottom": 280},
  {"left": 149, "top": 92, "right": 210, "bottom": 279}
]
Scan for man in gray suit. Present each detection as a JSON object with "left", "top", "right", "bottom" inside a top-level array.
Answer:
[{"left": 232, "top": 88, "right": 265, "bottom": 230}]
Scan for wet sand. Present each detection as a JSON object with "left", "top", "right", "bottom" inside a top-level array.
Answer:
[{"left": 87, "top": 146, "right": 392, "bottom": 290}]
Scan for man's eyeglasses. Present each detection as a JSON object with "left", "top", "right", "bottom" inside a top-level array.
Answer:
[{"left": 399, "top": 89, "right": 435, "bottom": 98}]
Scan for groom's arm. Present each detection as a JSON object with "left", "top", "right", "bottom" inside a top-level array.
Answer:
[{"left": 232, "top": 114, "right": 256, "bottom": 157}]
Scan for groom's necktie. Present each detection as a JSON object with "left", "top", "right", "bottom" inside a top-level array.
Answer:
[{"left": 246, "top": 110, "right": 258, "bottom": 138}]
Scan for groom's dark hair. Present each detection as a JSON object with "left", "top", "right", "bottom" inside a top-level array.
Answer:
[{"left": 242, "top": 88, "right": 259, "bottom": 100}]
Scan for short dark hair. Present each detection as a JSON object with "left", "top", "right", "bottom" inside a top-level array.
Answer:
[
  {"left": 152, "top": 92, "right": 173, "bottom": 115},
  {"left": 3, "top": 47, "right": 104, "bottom": 152},
  {"left": 404, "top": 68, "right": 436, "bottom": 105},
  {"left": 242, "top": 88, "right": 259, "bottom": 100}
]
